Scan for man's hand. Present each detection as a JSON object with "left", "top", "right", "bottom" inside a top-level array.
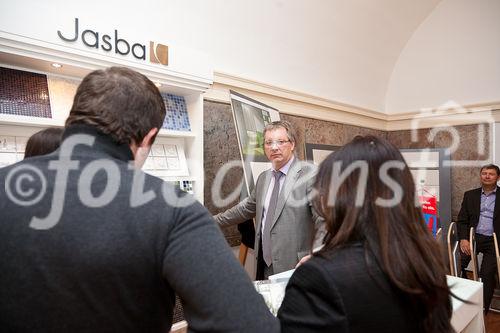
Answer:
[
  {"left": 295, "top": 254, "right": 311, "bottom": 268},
  {"left": 460, "top": 239, "right": 471, "bottom": 256}
]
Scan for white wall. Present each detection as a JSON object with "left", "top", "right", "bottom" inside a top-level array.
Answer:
[
  {"left": 189, "top": 0, "right": 439, "bottom": 113},
  {"left": 0, "top": 0, "right": 212, "bottom": 80},
  {"left": 0, "top": 0, "right": 439, "bottom": 114},
  {"left": 1, "top": 0, "right": 497, "bottom": 115},
  {"left": 385, "top": 0, "right": 500, "bottom": 114}
]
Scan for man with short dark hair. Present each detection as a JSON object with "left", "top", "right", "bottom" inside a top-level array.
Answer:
[
  {"left": 458, "top": 164, "right": 500, "bottom": 313},
  {"left": 215, "top": 120, "right": 324, "bottom": 280},
  {"left": 0, "top": 67, "right": 279, "bottom": 332}
]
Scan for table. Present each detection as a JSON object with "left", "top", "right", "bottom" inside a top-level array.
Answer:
[
  {"left": 448, "top": 275, "right": 485, "bottom": 333},
  {"left": 170, "top": 274, "right": 484, "bottom": 332}
]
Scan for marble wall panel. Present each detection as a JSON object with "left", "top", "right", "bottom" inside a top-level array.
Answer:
[
  {"left": 203, "top": 100, "right": 244, "bottom": 246},
  {"left": 281, "top": 114, "right": 386, "bottom": 158}
]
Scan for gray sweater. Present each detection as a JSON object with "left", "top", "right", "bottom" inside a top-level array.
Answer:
[{"left": 0, "top": 125, "right": 279, "bottom": 333}]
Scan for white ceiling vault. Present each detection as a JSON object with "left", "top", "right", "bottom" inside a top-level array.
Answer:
[
  {"left": 1, "top": 0, "right": 499, "bottom": 115},
  {"left": 165, "top": 0, "right": 499, "bottom": 114},
  {"left": 201, "top": 0, "right": 443, "bottom": 113}
]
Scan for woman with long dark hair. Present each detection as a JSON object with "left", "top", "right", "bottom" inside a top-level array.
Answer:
[
  {"left": 24, "top": 127, "right": 63, "bottom": 158},
  {"left": 278, "top": 135, "right": 452, "bottom": 332}
]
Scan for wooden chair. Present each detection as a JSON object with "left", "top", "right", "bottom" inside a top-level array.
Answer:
[
  {"left": 493, "top": 233, "right": 500, "bottom": 285},
  {"left": 491, "top": 233, "right": 500, "bottom": 313},
  {"left": 469, "top": 227, "right": 480, "bottom": 281},
  {"left": 238, "top": 244, "right": 249, "bottom": 266},
  {"left": 447, "top": 222, "right": 460, "bottom": 277},
  {"left": 435, "top": 227, "right": 443, "bottom": 242}
]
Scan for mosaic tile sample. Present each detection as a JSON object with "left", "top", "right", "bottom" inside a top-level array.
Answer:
[
  {"left": 179, "top": 180, "right": 194, "bottom": 194},
  {"left": 161, "top": 93, "right": 191, "bottom": 131},
  {"left": 172, "top": 295, "right": 184, "bottom": 323},
  {"left": 0, "top": 67, "right": 52, "bottom": 118},
  {"left": 163, "top": 180, "right": 194, "bottom": 195}
]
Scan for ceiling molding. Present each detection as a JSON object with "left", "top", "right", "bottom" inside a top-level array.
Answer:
[
  {"left": 204, "top": 82, "right": 387, "bottom": 131},
  {"left": 213, "top": 71, "right": 386, "bottom": 120},
  {"left": 208, "top": 72, "right": 500, "bottom": 131}
]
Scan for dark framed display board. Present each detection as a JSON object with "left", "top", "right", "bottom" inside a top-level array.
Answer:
[
  {"left": 305, "top": 143, "right": 338, "bottom": 165},
  {"left": 400, "top": 148, "right": 452, "bottom": 232}
]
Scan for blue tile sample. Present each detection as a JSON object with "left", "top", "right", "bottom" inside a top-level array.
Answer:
[{"left": 161, "top": 93, "right": 191, "bottom": 131}]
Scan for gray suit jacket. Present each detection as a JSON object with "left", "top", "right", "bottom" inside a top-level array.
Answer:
[{"left": 215, "top": 158, "right": 324, "bottom": 274}]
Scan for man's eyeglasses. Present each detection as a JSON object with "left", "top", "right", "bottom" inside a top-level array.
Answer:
[{"left": 264, "top": 140, "right": 290, "bottom": 147}]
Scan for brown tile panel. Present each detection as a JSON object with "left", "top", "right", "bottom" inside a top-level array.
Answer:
[{"left": 0, "top": 67, "right": 52, "bottom": 118}]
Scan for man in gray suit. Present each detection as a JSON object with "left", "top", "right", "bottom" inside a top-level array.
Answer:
[{"left": 215, "top": 120, "right": 324, "bottom": 279}]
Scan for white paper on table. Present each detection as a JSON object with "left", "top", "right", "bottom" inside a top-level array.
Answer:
[
  {"left": 253, "top": 279, "right": 288, "bottom": 316},
  {"left": 268, "top": 269, "right": 295, "bottom": 282}
]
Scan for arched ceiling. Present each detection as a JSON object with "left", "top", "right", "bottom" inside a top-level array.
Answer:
[
  {"left": 159, "top": 0, "right": 442, "bottom": 113},
  {"left": 4, "top": 0, "right": 498, "bottom": 115}
]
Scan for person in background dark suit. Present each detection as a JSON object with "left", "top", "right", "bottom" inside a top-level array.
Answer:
[
  {"left": 278, "top": 135, "right": 452, "bottom": 333},
  {"left": 458, "top": 164, "right": 500, "bottom": 313},
  {"left": 24, "top": 127, "right": 63, "bottom": 158}
]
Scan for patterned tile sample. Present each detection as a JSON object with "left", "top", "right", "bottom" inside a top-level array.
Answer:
[
  {"left": 144, "top": 143, "right": 180, "bottom": 171},
  {"left": 0, "top": 67, "right": 52, "bottom": 118},
  {"left": 163, "top": 180, "right": 194, "bottom": 195},
  {"left": 0, "top": 135, "right": 29, "bottom": 167},
  {"left": 161, "top": 93, "right": 191, "bottom": 131},
  {"left": 179, "top": 180, "right": 194, "bottom": 194}
]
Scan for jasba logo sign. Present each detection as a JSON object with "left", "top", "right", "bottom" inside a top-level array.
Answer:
[{"left": 57, "top": 18, "right": 168, "bottom": 66}]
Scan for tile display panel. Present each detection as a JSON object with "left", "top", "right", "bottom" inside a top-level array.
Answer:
[
  {"left": 163, "top": 180, "right": 194, "bottom": 195},
  {"left": 143, "top": 138, "right": 189, "bottom": 178},
  {"left": 0, "top": 67, "right": 52, "bottom": 118},
  {"left": 161, "top": 93, "right": 191, "bottom": 131},
  {"left": 0, "top": 135, "right": 28, "bottom": 167}
]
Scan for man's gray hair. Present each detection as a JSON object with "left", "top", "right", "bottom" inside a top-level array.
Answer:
[{"left": 263, "top": 120, "right": 297, "bottom": 144}]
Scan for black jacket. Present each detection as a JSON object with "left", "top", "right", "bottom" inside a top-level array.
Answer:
[
  {"left": 0, "top": 125, "right": 278, "bottom": 333},
  {"left": 278, "top": 243, "right": 423, "bottom": 333},
  {"left": 457, "top": 186, "right": 500, "bottom": 240}
]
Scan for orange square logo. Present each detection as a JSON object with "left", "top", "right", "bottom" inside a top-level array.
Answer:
[{"left": 150, "top": 42, "right": 168, "bottom": 66}]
